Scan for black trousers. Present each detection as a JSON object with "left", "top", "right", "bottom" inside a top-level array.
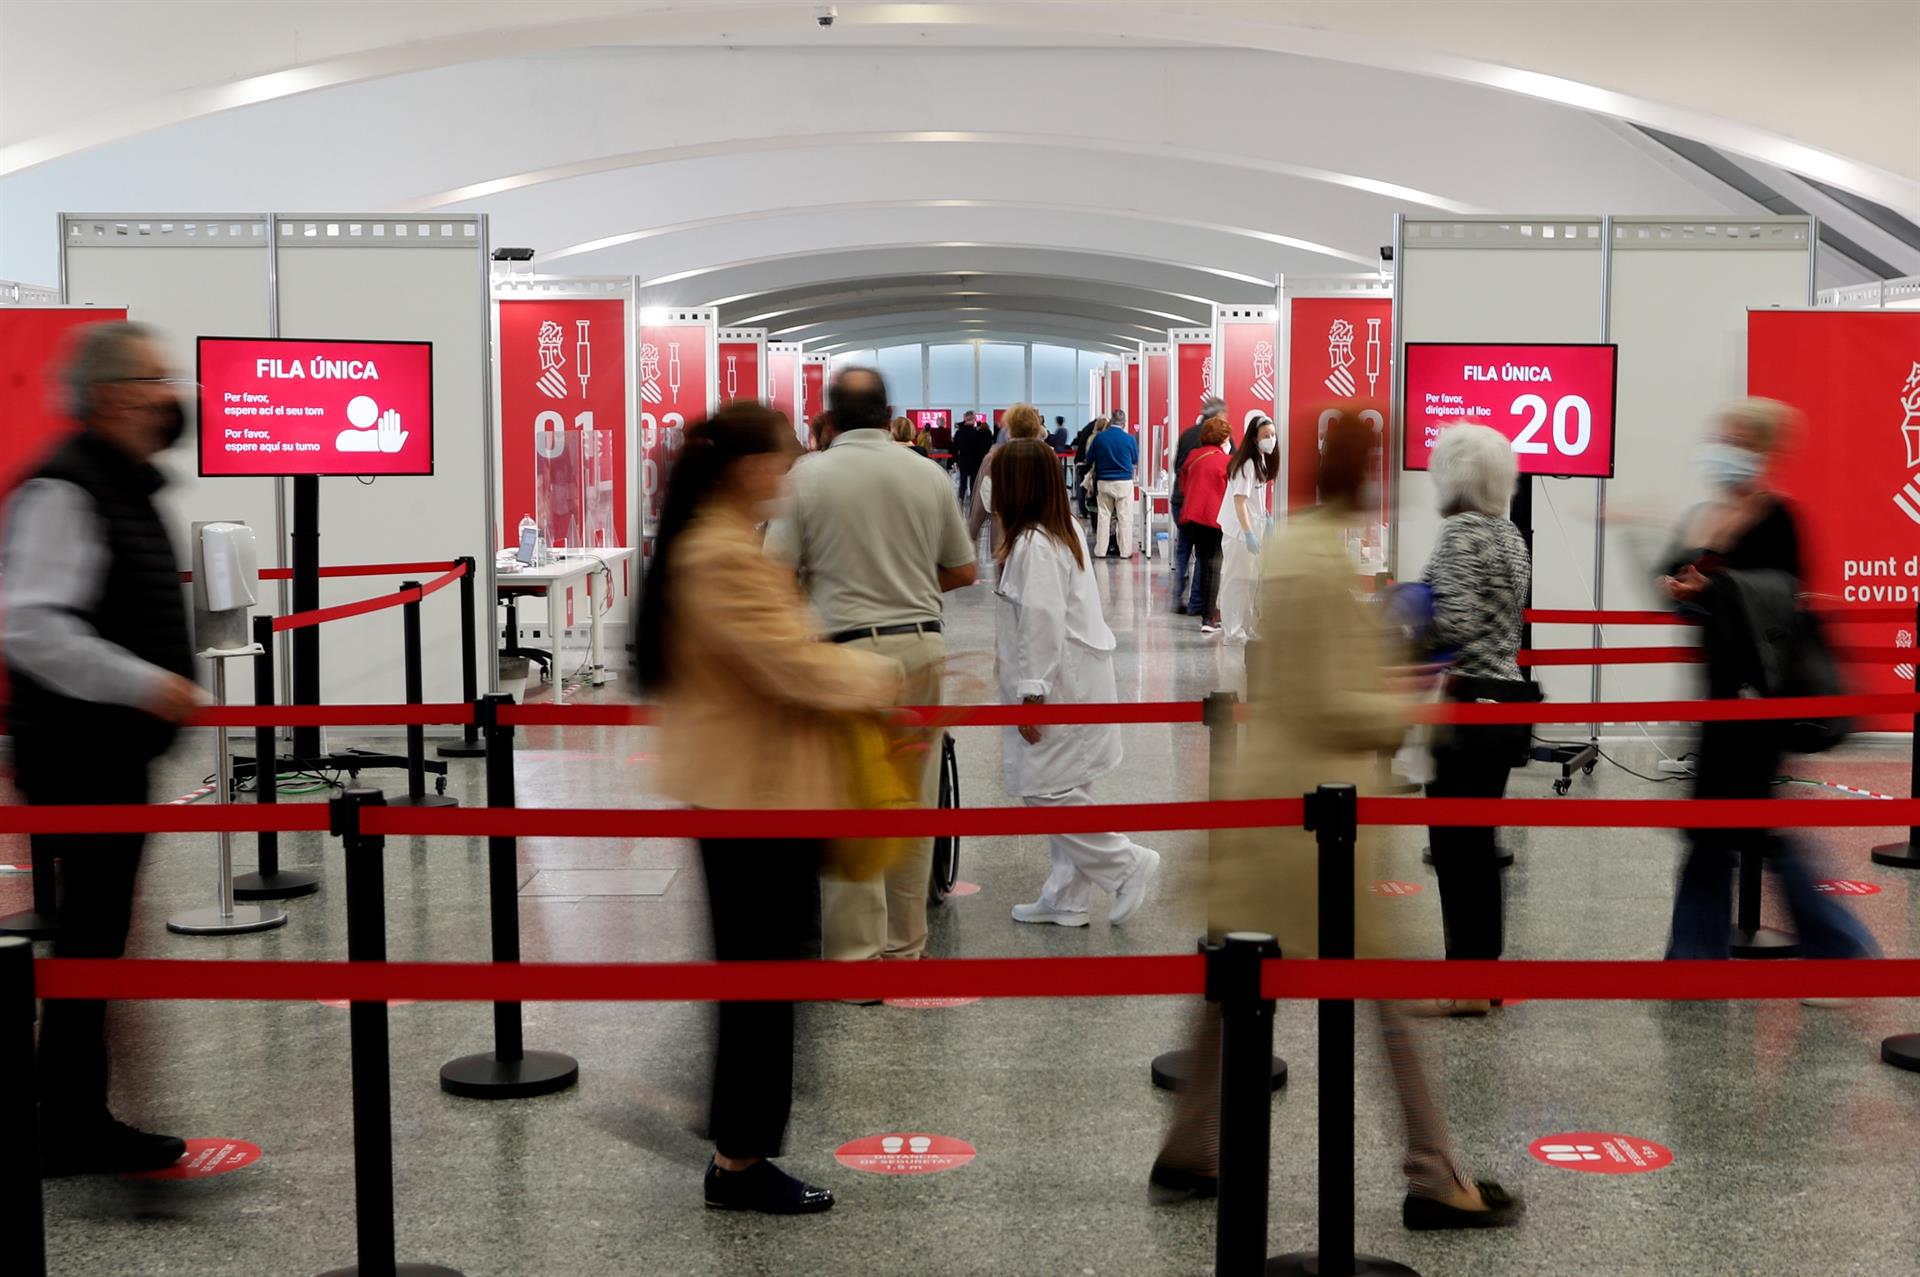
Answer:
[
  {"left": 956, "top": 465, "right": 979, "bottom": 507},
  {"left": 32, "top": 761, "right": 151, "bottom": 1125},
  {"left": 699, "top": 837, "right": 823, "bottom": 1159},
  {"left": 1185, "top": 523, "right": 1223, "bottom": 621},
  {"left": 1424, "top": 730, "right": 1513, "bottom": 961}
]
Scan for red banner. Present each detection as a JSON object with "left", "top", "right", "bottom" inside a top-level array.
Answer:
[
  {"left": 768, "top": 348, "right": 798, "bottom": 436},
  {"left": 1218, "top": 320, "right": 1277, "bottom": 445},
  {"left": 0, "top": 307, "right": 126, "bottom": 496},
  {"left": 800, "top": 359, "right": 826, "bottom": 437},
  {"left": 1403, "top": 343, "right": 1616, "bottom": 479},
  {"left": 1124, "top": 359, "right": 1141, "bottom": 435},
  {"left": 717, "top": 339, "right": 761, "bottom": 405},
  {"left": 1751, "top": 309, "right": 1920, "bottom": 729},
  {"left": 1287, "top": 297, "right": 1392, "bottom": 510},
  {"left": 639, "top": 321, "right": 710, "bottom": 532},
  {"left": 498, "top": 299, "right": 628, "bottom": 546},
  {"left": 198, "top": 337, "right": 434, "bottom": 478},
  {"left": 1145, "top": 348, "right": 1171, "bottom": 487},
  {"left": 1107, "top": 367, "right": 1122, "bottom": 423},
  {"left": 1174, "top": 336, "right": 1213, "bottom": 432}
]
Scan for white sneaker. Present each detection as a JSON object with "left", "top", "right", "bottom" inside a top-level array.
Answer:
[
  {"left": 1109, "top": 847, "right": 1161, "bottom": 925},
  {"left": 1012, "top": 900, "right": 1090, "bottom": 927}
]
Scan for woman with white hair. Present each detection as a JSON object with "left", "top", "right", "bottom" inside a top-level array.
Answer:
[{"left": 1417, "top": 423, "right": 1532, "bottom": 1015}]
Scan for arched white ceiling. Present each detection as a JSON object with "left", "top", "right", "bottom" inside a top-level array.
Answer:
[{"left": 2, "top": 1, "right": 1909, "bottom": 351}]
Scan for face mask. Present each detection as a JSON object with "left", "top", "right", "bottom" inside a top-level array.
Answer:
[
  {"left": 155, "top": 396, "right": 187, "bottom": 449},
  {"left": 1257, "top": 435, "right": 1277, "bottom": 456},
  {"left": 1696, "top": 442, "right": 1762, "bottom": 492},
  {"left": 1220, "top": 440, "right": 1231, "bottom": 453}
]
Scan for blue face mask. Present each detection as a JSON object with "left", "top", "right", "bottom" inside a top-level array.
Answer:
[{"left": 1696, "top": 443, "right": 1763, "bottom": 492}]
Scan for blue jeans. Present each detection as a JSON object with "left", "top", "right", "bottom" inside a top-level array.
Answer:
[
  {"left": 1170, "top": 519, "right": 1202, "bottom": 614},
  {"left": 1666, "top": 830, "right": 1879, "bottom": 960}
]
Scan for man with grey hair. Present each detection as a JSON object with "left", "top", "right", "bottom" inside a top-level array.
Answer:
[
  {"left": 6, "top": 321, "right": 202, "bottom": 1175},
  {"left": 1169, "top": 395, "right": 1226, "bottom": 612}
]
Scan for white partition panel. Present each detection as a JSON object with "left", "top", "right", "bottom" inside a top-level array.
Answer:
[
  {"left": 61, "top": 214, "right": 277, "bottom": 702},
  {"left": 273, "top": 214, "right": 491, "bottom": 716},
  {"left": 1394, "top": 217, "right": 1606, "bottom": 702},
  {"left": 1601, "top": 217, "right": 1814, "bottom": 704}
]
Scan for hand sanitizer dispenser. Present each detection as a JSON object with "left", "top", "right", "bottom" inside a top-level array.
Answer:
[{"left": 191, "top": 520, "right": 261, "bottom": 655}]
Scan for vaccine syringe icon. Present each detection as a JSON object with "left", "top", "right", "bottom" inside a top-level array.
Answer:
[
  {"left": 1365, "top": 318, "right": 1383, "bottom": 395},
  {"left": 668, "top": 343, "right": 683, "bottom": 400},
  {"left": 575, "top": 320, "right": 592, "bottom": 397},
  {"left": 726, "top": 355, "right": 738, "bottom": 399}
]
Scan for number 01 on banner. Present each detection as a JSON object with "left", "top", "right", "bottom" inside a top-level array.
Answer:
[{"left": 1401, "top": 342, "right": 1618, "bottom": 479}]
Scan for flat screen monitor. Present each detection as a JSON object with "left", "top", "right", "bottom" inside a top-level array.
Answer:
[
  {"left": 1402, "top": 342, "right": 1617, "bottom": 479},
  {"left": 198, "top": 336, "right": 434, "bottom": 477}
]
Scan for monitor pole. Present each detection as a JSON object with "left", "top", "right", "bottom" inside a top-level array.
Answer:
[{"left": 292, "top": 474, "right": 321, "bottom": 760}]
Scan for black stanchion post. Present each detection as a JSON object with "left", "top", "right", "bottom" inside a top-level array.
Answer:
[
  {"left": 1729, "top": 848, "right": 1797, "bottom": 957},
  {"left": 0, "top": 937, "right": 46, "bottom": 1277},
  {"left": 389, "top": 583, "right": 455, "bottom": 810},
  {"left": 1152, "top": 694, "right": 1286, "bottom": 1095},
  {"left": 1211, "top": 931, "right": 1280, "bottom": 1276},
  {"left": 318, "top": 790, "right": 464, "bottom": 1277},
  {"left": 0, "top": 836, "right": 58, "bottom": 937},
  {"left": 235, "top": 613, "right": 320, "bottom": 900},
  {"left": 437, "top": 558, "right": 485, "bottom": 760},
  {"left": 1872, "top": 598, "right": 1920, "bottom": 869},
  {"left": 1270, "top": 783, "right": 1420, "bottom": 1277},
  {"left": 439, "top": 695, "right": 578, "bottom": 1099}
]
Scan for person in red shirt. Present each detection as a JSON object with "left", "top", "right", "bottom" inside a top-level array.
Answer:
[{"left": 1177, "top": 416, "right": 1232, "bottom": 633}]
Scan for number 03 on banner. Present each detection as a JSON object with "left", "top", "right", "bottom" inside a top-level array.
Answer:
[{"left": 1401, "top": 343, "right": 1618, "bottom": 479}]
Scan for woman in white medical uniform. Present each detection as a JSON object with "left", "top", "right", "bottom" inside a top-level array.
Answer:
[
  {"left": 989, "top": 439, "right": 1161, "bottom": 927},
  {"left": 1216, "top": 412, "right": 1278, "bottom": 644}
]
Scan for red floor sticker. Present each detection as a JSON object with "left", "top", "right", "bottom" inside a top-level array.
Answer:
[
  {"left": 947, "top": 881, "right": 982, "bottom": 897},
  {"left": 1529, "top": 1132, "right": 1672, "bottom": 1175},
  {"left": 133, "top": 1138, "right": 262, "bottom": 1180},
  {"left": 835, "top": 1133, "right": 976, "bottom": 1175},
  {"left": 1813, "top": 879, "right": 1881, "bottom": 896},
  {"left": 1370, "top": 880, "right": 1423, "bottom": 896},
  {"left": 883, "top": 997, "right": 982, "bottom": 1009}
]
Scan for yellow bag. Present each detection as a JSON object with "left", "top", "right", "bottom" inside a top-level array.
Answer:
[{"left": 828, "top": 713, "right": 926, "bottom": 881}]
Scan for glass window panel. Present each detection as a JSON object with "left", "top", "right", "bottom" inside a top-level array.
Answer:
[
  {"left": 927, "top": 343, "right": 974, "bottom": 405},
  {"left": 875, "top": 344, "right": 923, "bottom": 409},
  {"left": 1031, "top": 344, "right": 1077, "bottom": 403},
  {"left": 977, "top": 342, "right": 1025, "bottom": 408}
]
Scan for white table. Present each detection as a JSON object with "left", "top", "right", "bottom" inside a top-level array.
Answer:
[{"left": 495, "top": 547, "right": 635, "bottom": 703}]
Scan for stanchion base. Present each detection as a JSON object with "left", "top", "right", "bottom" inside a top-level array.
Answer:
[
  {"left": 1150, "top": 1048, "right": 1286, "bottom": 1094},
  {"left": 1730, "top": 926, "right": 1800, "bottom": 959},
  {"left": 317, "top": 1265, "right": 466, "bottom": 1276},
  {"left": 1267, "top": 1252, "right": 1422, "bottom": 1276},
  {"left": 436, "top": 741, "right": 487, "bottom": 759},
  {"left": 1420, "top": 846, "right": 1515, "bottom": 869},
  {"left": 386, "top": 793, "right": 460, "bottom": 809},
  {"left": 0, "top": 909, "right": 57, "bottom": 939},
  {"left": 166, "top": 904, "right": 288, "bottom": 936},
  {"left": 233, "top": 869, "right": 321, "bottom": 901},
  {"left": 1870, "top": 840, "right": 1920, "bottom": 870},
  {"left": 440, "top": 1049, "right": 580, "bottom": 1099},
  {"left": 1882, "top": 1033, "right": 1920, "bottom": 1073}
]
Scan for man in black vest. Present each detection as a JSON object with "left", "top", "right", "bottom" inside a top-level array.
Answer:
[{"left": 5, "top": 322, "right": 202, "bottom": 1175}]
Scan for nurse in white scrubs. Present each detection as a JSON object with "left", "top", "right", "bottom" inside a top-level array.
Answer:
[
  {"left": 987, "top": 439, "right": 1161, "bottom": 927},
  {"left": 1217, "top": 413, "right": 1279, "bottom": 644}
]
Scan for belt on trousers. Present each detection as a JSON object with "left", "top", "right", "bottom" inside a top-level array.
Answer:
[{"left": 828, "top": 621, "right": 943, "bottom": 645}]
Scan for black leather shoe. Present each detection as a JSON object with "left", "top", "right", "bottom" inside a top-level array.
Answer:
[
  {"left": 1403, "top": 1179, "right": 1524, "bottom": 1231},
  {"left": 1148, "top": 1158, "right": 1218, "bottom": 1204},
  {"left": 704, "top": 1157, "right": 834, "bottom": 1214},
  {"left": 41, "top": 1118, "right": 187, "bottom": 1177}
]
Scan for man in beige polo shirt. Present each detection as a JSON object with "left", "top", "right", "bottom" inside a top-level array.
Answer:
[{"left": 765, "top": 367, "right": 977, "bottom": 968}]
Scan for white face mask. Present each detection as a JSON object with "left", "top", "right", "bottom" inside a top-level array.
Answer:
[{"left": 1257, "top": 434, "right": 1277, "bottom": 455}]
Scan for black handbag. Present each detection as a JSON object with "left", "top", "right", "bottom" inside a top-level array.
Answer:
[{"left": 1439, "top": 673, "right": 1545, "bottom": 769}]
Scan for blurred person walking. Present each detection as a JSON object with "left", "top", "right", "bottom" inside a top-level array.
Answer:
[
  {"left": 6, "top": 322, "right": 204, "bottom": 1176},
  {"left": 1085, "top": 411, "right": 1140, "bottom": 558},
  {"left": 1151, "top": 411, "right": 1523, "bottom": 1232},
  {"left": 1169, "top": 395, "right": 1227, "bottom": 615},
  {"left": 1414, "top": 424, "right": 1533, "bottom": 1016},
  {"left": 988, "top": 440, "right": 1160, "bottom": 927},
  {"left": 890, "top": 416, "right": 930, "bottom": 457},
  {"left": 953, "top": 410, "right": 991, "bottom": 507},
  {"left": 767, "top": 368, "right": 977, "bottom": 970},
  {"left": 1659, "top": 399, "right": 1877, "bottom": 968},
  {"left": 1216, "top": 412, "right": 1277, "bottom": 644},
  {"left": 641, "top": 401, "right": 903, "bottom": 1213},
  {"left": 1176, "top": 417, "right": 1231, "bottom": 634}
]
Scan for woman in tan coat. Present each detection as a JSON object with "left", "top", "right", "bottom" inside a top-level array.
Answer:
[
  {"left": 638, "top": 401, "right": 903, "bottom": 1216},
  {"left": 1151, "top": 412, "right": 1522, "bottom": 1233}
]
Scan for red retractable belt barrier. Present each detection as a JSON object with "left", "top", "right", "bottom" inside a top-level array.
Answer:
[
  {"left": 497, "top": 701, "right": 1204, "bottom": 729},
  {"left": 189, "top": 703, "right": 475, "bottom": 729},
  {"left": 30, "top": 954, "right": 1920, "bottom": 1005},
  {"left": 271, "top": 560, "right": 469, "bottom": 633},
  {"left": 1526, "top": 606, "right": 1913, "bottom": 626},
  {"left": 1416, "top": 691, "right": 1920, "bottom": 725},
  {"left": 1519, "top": 644, "right": 1907, "bottom": 667},
  {"left": 0, "top": 805, "right": 332, "bottom": 835},
  {"left": 181, "top": 560, "right": 458, "bottom": 585}
]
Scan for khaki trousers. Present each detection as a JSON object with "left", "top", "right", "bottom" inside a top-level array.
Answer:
[{"left": 822, "top": 628, "right": 944, "bottom": 961}]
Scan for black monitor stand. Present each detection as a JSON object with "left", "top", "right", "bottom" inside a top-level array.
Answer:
[{"left": 1512, "top": 475, "right": 1597, "bottom": 794}]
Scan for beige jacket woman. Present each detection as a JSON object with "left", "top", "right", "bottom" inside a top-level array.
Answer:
[
  {"left": 657, "top": 506, "right": 903, "bottom": 811},
  {"left": 1209, "top": 506, "right": 1408, "bottom": 959}
]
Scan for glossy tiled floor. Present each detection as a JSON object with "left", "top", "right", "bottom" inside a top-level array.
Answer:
[{"left": 9, "top": 526, "right": 1920, "bottom": 1276}]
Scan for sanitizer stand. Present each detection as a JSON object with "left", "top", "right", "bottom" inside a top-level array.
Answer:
[{"left": 167, "top": 647, "right": 288, "bottom": 936}]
